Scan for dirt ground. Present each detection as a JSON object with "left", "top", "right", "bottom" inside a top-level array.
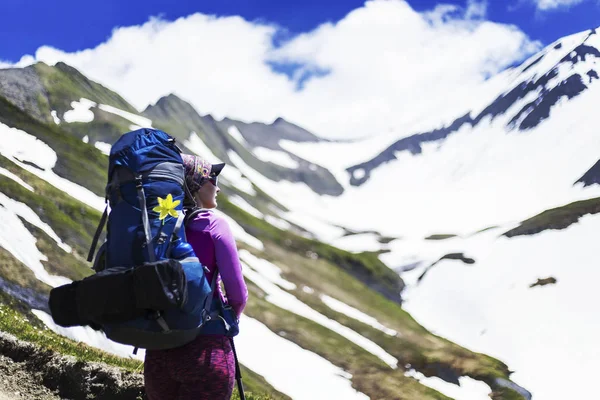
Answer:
[
  {"left": 0, "top": 332, "right": 144, "bottom": 400},
  {"left": 0, "top": 353, "right": 60, "bottom": 399}
]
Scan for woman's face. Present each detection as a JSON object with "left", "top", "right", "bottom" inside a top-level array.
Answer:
[{"left": 193, "top": 180, "right": 220, "bottom": 209}]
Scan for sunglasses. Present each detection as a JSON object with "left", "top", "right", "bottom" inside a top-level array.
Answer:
[{"left": 208, "top": 174, "right": 218, "bottom": 187}]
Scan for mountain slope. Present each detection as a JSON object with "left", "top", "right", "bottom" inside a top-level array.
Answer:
[
  {"left": 0, "top": 71, "right": 530, "bottom": 399},
  {"left": 247, "top": 27, "right": 600, "bottom": 400}
]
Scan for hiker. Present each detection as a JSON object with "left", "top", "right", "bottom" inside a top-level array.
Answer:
[{"left": 144, "top": 154, "right": 249, "bottom": 400}]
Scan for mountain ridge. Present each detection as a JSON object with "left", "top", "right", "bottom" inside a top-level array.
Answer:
[{"left": 347, "top": 27, "right": 600, "bottom": 187}]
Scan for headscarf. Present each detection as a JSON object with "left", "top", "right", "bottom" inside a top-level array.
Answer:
[{"left": 182, "top": 154, "right": 225, "bottom": 207}]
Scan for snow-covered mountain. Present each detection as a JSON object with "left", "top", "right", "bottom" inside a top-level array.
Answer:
[
  {"left": 0, "top": 25, "right": 599, "bottom": 400},
  {"left": 275, "top": 27, "right": 600, "bottom": 400},
  {"left": 274, "top": 28, "right": 600, "bottom": 236}
]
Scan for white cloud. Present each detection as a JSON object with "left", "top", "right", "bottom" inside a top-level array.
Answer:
[
  {"left": 533, "top": 0, "right": 587, "bottom": 10},
  {"left": 7, "top": 0, "right": 540, "bottom": 140},
  {"left": 0, "top": 54, "right": 35, "bottom": 69},
  {"left": 465, "top": 0, "right": 489, "bottom": 19}
]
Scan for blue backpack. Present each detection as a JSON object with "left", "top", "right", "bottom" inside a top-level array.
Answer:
[{"left": 84, "top": 128, "right": 216, "bottom": 350}]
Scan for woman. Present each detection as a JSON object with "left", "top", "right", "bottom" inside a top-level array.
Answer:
[{"left": 144, "top": 154, "right": 249, "bottom": 400}]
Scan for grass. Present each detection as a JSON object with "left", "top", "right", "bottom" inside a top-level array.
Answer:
[
  {"left": 504, "top": 197, "right": 600, "bottom": 237},
  {"left": 425, "top": 234, "right": 457, "bottom": 240},
  {"left": 235, "top": 367, "right": 291, "bottom": 400},
  {"left": 232, "top": 391, "right": 275, "bottom": 400},
  {"left": 491, "top": 387, "right": 530, "bottom": 400}
]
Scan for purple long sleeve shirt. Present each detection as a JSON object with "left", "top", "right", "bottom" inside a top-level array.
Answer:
[{"left": 185, "top": 209, "right": 248, "bottom": 318}]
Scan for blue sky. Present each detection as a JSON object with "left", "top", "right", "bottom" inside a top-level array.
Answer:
[
  {"left": 0, "top": 0, "right": 598, "bottom": 62},
  {"left": 0, "top": 0, "right": 597, "bottom": 140}
]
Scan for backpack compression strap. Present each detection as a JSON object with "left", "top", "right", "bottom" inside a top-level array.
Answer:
[
  {"left": 136, "top": 176, "right": 155, "bottom": 262},
  {"left": 87, "top": 204, "right": 108, "bottom": 262},
  {"left": 165, "top": 211, "right": 186, "bottom": 257}
]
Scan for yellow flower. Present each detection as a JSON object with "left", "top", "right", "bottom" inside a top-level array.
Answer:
[{"left": 152, "top": 194, "right": 180, "bottom": 223}]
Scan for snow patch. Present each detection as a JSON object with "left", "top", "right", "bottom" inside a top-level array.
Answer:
[
  {"left": 227, "top": 150, "right": 346, "bottom": 241},
  {"left": 0, "top": 167, "right": 33, "bottom": 192},
  {"left": 401, "top": 214, "right": 600, "bottom": 400},
  {"left": 50, "top": 110, "right": 61, "bottom": 124},
  {"left": 332, "top": 233, "right": 388, "bottom": 253},
  {"left": 265, "top": 215, "right": 291, "bottom": 230},
  {"left": 235, "top": 316, "right": 369, "bottom": 400},
  {"left": 239, "top": 249, "right": 296, "bottom": 291},
  {"left": 215, "top": 210, "right": 264, "bottom": 251},
  {"left": 97, "top": 104, "right": 152, "bottom": 127},
  {"left": 229, "top": 195, "right": 264, "bottom": 218},
  {"left": 94, "top": 142, "right": 111, "bottom": 156},
  {"left": 184, "top": 132, "right": 256, "bottom": 196},
  {"left": 352, "top": 169, "right": 365, "bottom": 180},
  {"left": 320, "top": 294, "right": 397, "bottom": 336},
  {"left": 302, "top": 286, "right": 315, "bottom": 294},
  {"left": 253, "top": 147, "right": 299, "bottom": 169},
  {"left": 184, "top": 132, "right": 223, "bottom": 162},
  {"left": 0, "top": 122, "right": 105, "bottom": 212},
  {"left": 0, "top": 192, "right": 71, "bottom": 287},
  {"left": 281, "top": 210, "right": 346, "bottom": 242},
  {"left": 32, "top": 310, "right": 144, "bottom": 360},
  {"left": 227, "top": 125, "right": 246, "bottom": 145},
  {"left": 404, "top": 369, "right": 491, "bottom": 400},
  {"left": 242, "top": 256, "right": 398, "bottom": 368},
  {"left": 63, "top": 98, "right": 96, "bottom": 123}
]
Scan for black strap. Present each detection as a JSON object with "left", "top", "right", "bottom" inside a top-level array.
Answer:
[
  {"left": 183, "top": 206, "right": 204, "bottom": 227},
  {"left": 136, "top": 176, "right": 155, "bottom": 262},
  {"left": 165, "top": 211, "right": 186, "bottom": 257},
  {"left": 230, "top": 337, "right": 245, "bottom": 400},
  {"left": 87, "top": 204, "right": 108, "bottom": 262},
  {"left": 203, "top": 264, "right": 220, "bottom": 320}
]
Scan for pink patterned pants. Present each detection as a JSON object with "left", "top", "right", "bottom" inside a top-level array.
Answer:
[{"left": 144, "top": 335, "right": 235, "bottom": 400}]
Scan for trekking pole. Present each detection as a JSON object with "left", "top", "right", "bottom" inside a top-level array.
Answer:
[{"left": 229, "top": 337, "right": 246, "bottom": 400}]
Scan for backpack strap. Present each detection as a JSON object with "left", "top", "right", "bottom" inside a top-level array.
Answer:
[
  {"left": 183, "top": 206, "right": 206, "bottom": 227},
  {"left": 87, "top": 204, "right": 108, "bottom": 262},
  {"left": 165, "top": 211, "right": 186, "bottom": 258},
  {"left": 136, "top": 176, "right": 155, "bottom": 262},
  {"left": 202, "top": 265, "right": 220, "bottom": 323}
]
